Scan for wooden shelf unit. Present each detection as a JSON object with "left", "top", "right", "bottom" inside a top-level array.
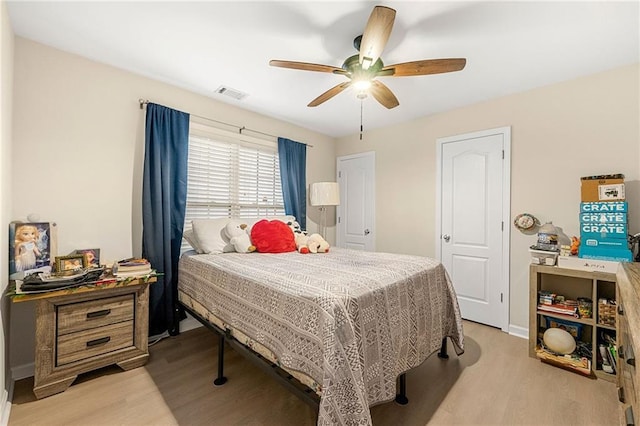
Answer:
[
  {"left": 617, "top": 263, "right": 639, "bottom": 425},
  {"left": 529, "top": 264, "right": 618, "bottom": 383}
]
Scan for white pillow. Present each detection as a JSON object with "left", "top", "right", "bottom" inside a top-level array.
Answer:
[
  {"left": 182, "top": 229, "right": 204, "bottom": 254},
  {"left": 191, "top": 218, "right": 234, "bottom": 254}
]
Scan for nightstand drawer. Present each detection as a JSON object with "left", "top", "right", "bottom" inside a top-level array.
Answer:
[
  {"left": 57, "top": 295, "right": 134, "bottom": 335},
  {"left": 57, "top": 320, "right": 134, "bottom": 365}
]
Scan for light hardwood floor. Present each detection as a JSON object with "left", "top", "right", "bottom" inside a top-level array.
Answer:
[{"left": 9, "top": 320, "right": 618, "bottom": 425}]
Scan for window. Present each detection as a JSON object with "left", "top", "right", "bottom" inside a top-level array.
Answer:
[{"left": 183, "top": 122, "right": 285, "bottom": 249}]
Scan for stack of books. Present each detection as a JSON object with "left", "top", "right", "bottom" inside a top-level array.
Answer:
[
  {"left": 113, "top": 258, "right": 152, "bottom": 278},
  {"left": 537, "top": 301, "right": 579, "bottom": 318}
]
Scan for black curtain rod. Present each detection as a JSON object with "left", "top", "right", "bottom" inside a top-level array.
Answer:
[{"left": 138, "top": 98, "right": 313, "bottom": 147}]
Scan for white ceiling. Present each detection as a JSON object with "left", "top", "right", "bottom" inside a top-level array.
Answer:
[{"left": 7, "top": 1, "right": 640, "bottom": 138}]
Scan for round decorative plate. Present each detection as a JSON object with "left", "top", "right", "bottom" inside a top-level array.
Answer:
[{"left": 514, "top": 213, "right": 538, "bottom": 231}]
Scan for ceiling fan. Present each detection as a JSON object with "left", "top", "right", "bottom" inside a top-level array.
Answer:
[{"left": 269, "top": 5, "right": 466, "bottom": 109}]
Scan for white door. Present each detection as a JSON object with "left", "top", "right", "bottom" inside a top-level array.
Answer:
[
  {"left": 336, "top": 152, "right": 375, "bottom": 251},
  {"left": 436, "top": 127, "right": 511, "bottom": 330}
]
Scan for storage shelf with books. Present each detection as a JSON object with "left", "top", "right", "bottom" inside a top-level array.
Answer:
[{"left": 529, "top": 264, "right": 618, "bottom": 383}]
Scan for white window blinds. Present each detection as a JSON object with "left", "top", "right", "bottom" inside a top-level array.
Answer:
[{"left": 184, "top": 122, "right": 285, "bottom": 232}]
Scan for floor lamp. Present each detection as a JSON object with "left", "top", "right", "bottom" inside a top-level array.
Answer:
[{"left": 310, "top": 182, "right": 340, "bottom": 237}]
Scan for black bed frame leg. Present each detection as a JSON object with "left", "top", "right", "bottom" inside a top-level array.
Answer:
[
  {"left": 438, "top": 337, "right": 449, "bottom": 359},
  {"left": 395, "top": 373, "right": 409, "bottom": 405},
  {"left": 213, "top": 332, "right": 228, "bottom": 386}
]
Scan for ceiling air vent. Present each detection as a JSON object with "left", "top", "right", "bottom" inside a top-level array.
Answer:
[{"left": 215, "top": 85, "right": 248, "bottom": 101}]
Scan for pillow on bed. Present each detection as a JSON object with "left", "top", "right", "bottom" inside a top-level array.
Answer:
[
  {"left": 250, "top": 219, "right": 296, "bottom": 253},
  {"left": 191, "top": 218, "right": 234, "bottom": 254},
  {"left": 182, "top": 229, "right": 204, "bottom": 254},
  {"left": 245, "top": 215, "right": 296, "bottom": 233}
]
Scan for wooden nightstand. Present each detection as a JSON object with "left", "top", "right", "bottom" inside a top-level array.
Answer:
[{"left": 12, "top": 277, "right": 156, "bottom": 399}]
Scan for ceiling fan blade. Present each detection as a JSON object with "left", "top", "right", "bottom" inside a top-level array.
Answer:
[
  {"left": 380, "top": 58, "right": 466, "bottom": 77},
  {"left": 308, "top": 81, "right": 352, "bottom": 107},
  {"left": 359, "top": 6, "right": 396, "bottom": 67},
  {"left": 269, "top": 60, "right": 348, "bottom": 75},
  {"left": 369, "top": 80, "right": 399, "bottom": 109}
]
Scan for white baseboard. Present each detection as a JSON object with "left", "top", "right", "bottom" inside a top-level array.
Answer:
[
  {"left": 11, "top": 362, "right": 34, "bottom": 382},
  {"left": 0, "top": 387, "right": 10, "bottom": 426},
  {"left": 509, "top": 324, "right": 528, "bottom": 340}
]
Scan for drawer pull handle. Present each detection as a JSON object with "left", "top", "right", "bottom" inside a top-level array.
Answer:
[
  {"left": 86, "top": 336, "right": 111, "bottom": 347},
  {"left": 626, "top": 406, "right": 635, "bottom": 426},
  {"left": 86, "top": 309, "right": 111, "bottom": 319},
  {"left": 619, "top": 387, "right": 626, "bottom": 403},
  {"left": 620, "top": 346, "right": 625, "bottom": 359},
  {"left": 628, "top": 357, "right": 636, "bottom": 367},
  {"left": 619, "top": 305, "right": 625, "bottom": 316}
]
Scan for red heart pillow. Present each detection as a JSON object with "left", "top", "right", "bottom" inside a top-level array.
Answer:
[{"left": 250, "top": 220, "right": 296, "bottom": 253}]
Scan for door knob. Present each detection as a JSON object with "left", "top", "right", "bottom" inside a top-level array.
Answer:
[
  {"left": 364, "top": 229, "right": 370, "bottom": 235},
  {"left": 443, "top": 234, "right": 451, "bottom": 242}
]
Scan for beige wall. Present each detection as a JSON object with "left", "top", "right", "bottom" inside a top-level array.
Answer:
[
  {"left": 0, "top": 0, "right": 14, "bottom": 417},
  {"left": 10, "top": 38, "right": 336, "bottom": 374},
  {"left": 8, "top": 34, "right": 639, "bottom": 374},
  {"left": 336, "top": 63, "right": 640, "bottom": 332}
]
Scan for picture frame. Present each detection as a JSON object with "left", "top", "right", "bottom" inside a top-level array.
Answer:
[
  {"left": 9, "top": 222, "right": 57, "bottom": 279},
  {"left": 74, "top": 248, "right": 100, "bottom": 267},
  {"left": 56, "top": 254, "right": 87, "bottom": 272}
]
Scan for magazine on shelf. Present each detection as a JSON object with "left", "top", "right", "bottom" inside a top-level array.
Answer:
[{"left": 537, "top": 303, "right": 579, "bottom": 317}]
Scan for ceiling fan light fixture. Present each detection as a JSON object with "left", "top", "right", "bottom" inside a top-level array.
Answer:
[{"left": 353, "top": 79, "right": 372, "bottom": 91}]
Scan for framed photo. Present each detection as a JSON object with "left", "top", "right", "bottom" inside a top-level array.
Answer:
[
  {"left": 9, "top": 222, "right": 56, "bottom": 279},
  {"left": 56, "top": 254, "right": 86, "bottom": 272},
  {"left": 74, "top": 248, "right": 100, "bottom": 267}
]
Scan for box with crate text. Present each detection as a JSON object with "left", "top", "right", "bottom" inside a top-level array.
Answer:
[{"left": 580, "top": 201, "right": 627, "bottom": 213}]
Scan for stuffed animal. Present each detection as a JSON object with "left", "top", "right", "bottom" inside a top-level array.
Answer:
[
  {"left": 570, "top": 236, "right": 580, "bottom": 256},
  {"left": 287, "top": 220, "right": 310, "bottom": 254},
  {"left": 307, "top": 233, "right": 330, "bottom": 253},
  {"left": 224, "top": 221, "right": 256, "bottom": 253}
]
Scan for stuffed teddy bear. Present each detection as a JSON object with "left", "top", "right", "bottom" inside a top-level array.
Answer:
[
  {"left": 287, "top": 220, "right": 310, "bottom": 254},
  {"left": 224, "top": 221, "right": 256, "bottom": 253},
  {"left": 307, "top": 233, "right": 330, "bottom": 253}
]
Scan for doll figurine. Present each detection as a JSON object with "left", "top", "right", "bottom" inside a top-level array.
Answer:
[{"left": 14, "top": 224, "right": 41, "bottom": 271}]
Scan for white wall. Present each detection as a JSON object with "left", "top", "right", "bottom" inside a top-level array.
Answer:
[
  {"left": 336, "top": 63, "right": 640, "bottom": 333},
  {"left": 0, "top": 0, "right": 14, "bottom": 421},
  {"left": 10, "top": 38, "right": 336, "bottom": 375}
]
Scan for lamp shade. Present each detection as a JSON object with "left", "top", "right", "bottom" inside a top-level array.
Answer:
[{"left": 310, "top": 182, "right": 340, "bottom": 206}]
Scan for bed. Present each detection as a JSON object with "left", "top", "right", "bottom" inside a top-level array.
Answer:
[{"left": 177, "top": 246, "right": 464, "bottom": 425}]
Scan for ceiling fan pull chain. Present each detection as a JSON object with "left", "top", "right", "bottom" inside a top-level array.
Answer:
[{"left": 360, "top": 98, "right": 364, "bottom": 140}]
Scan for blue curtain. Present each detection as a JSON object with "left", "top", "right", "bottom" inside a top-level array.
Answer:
[
  {"left": 142, "top": 103, "right": 190, "bottom": 336},
  {"left": 278, "top": 137, "right": 307, "bottom": 230}
]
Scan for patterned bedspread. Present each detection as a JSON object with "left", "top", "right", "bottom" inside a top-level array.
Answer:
[{"left": 178, "top": 247, "right": 464, "bottom": 426}]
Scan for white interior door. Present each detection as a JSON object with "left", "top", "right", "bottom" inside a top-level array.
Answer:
[
  {"left": 336, "top": 152, "right": 375, "bottom": 251},
  {"left": 436, "top": 127, "right": 511, "bottom": 330}
]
